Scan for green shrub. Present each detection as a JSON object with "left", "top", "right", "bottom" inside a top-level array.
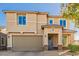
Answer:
[{"left": 68, "top": 44, "right": 79, "bottom": 52}]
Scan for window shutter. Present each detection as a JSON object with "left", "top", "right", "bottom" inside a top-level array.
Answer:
[
  {"left": 60, "top": 20, "right": 63, "bottom": 26},
  {"left": 49, "top": 20, "right": 53, "bottom": 25},
  {"left": 18, "top": 16, "right": 26, "bottom": 25},
  {"left": 63, "top": 20, "right": 66, "bottom": 27},
  {"left": 18, "top": 16, "right": 22, "bottom": 25},
  {"left": 23, "top": 16, "right": 26, "bottom": 25}
]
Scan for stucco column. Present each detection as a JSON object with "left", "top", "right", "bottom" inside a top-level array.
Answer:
[
  {"left": 58, "top": 33, "right": 63, "bottom": 50},
  {"left": 70, "top": 33, "right": 74, "bottom": 44},
  {"left": 43, "top": 33, "right": 48, "bottom": 50},
  {"left": 7, "top": 34, "right": 12, "bottom": 49},
  {"left": 68, "top": 35, "right": 71, "bottom": 44},
  {"left": 66, "top": 35, "right": 69, "bottom": 46}
]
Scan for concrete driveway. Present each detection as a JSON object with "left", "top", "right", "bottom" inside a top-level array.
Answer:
[{"left": 0, "top": 50, "right": 58, "bottom": 56}]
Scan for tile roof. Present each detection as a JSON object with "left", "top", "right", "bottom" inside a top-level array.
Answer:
[
  {"left": 41, "top": 24, "right": 63, "bottom": 29},
  {"left": 62, "top": 29, "right": 76, "bottom": 33}
]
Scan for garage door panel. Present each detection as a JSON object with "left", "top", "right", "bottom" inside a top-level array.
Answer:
[{"left": 12, "top": 35, "right": 43, "bottom": 51}]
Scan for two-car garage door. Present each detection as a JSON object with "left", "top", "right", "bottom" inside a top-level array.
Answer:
[{"left": 12, "top": 35, "right": 43, "bottom": 51}]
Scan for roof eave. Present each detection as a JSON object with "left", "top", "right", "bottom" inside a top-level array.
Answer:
[{"left": 3, "top": 10, "right": 48, "bottom": 15}]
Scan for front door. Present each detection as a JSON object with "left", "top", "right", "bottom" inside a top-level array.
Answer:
[
  {"left": 48, "top": 36, "right": 53, "bottom": 50},
  {"left": 62, "top": 35, "right": 67, "bottom": 46}
]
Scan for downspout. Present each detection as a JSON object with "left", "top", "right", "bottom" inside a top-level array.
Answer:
[{"left": 36, "top": 12, "right": 38, "bottom": 34}]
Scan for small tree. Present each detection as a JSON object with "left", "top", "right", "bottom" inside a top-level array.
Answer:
[{"left": 62, "top": 3, "right": 79, "bottom": 28}]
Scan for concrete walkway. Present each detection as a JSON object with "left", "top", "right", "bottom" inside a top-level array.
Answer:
[
  {"left": 59, "top": 50, "right": 70, "bottom": 55},
  {"left": 0, "top": 50, "right": 58, "bottom": 56}
]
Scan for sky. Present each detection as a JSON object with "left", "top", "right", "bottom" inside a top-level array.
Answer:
[
  {"left": 0, "top": 3, "right": 61, "bottom": 26},
  {"left": 0, "top": 3, "right": 79, "bottom": 40}
]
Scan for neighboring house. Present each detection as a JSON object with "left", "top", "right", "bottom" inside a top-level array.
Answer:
[
  {"left": 73, "top": 40, "right": 79, "bottom": 45},
  {"left": 1, "top": 28, "right": 7, "bottom": 34},
  {"left": 0, "top": 28, "right": 7, "bottom": 50},
  {"left": 0, "top": 26, "right": 7, "bottom": 34},
  {"left": 4, "top": 10, "right": 75, "bottom": 51}
]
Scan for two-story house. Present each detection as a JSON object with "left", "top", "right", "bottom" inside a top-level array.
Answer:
[{"left": 4, "top": 10, "right": 75, "bottom": 51}]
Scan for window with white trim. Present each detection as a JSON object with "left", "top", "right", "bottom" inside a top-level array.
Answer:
[
  {"left": 18, "top": 15, "right": 26, "bottom": 25},
  {"left": 49, "top": 19, "right": 53, "bottom": 25},
  {"left": 60, "top": 19, "right": 66, "bottom": 28}
]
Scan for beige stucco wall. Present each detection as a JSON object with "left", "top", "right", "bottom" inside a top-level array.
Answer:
[
  {"left": 37, "top": 14, "right": 47, "bottom": 34},
  {"left": 6, "top": 13, "right": 17, "bottom": 32},
  {"left": 48, "top": 17, "right": 70, "bottom": 29},
  {"left": 6, "top": 13, "right": 37, "bottom": 33},
  {"left": 6, "top": 12, "right": 48, "bottom": 34}
]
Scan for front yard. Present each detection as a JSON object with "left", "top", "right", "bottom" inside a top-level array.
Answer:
[{"left": 59, "top": 44, "right": 79, "bottom": 56}]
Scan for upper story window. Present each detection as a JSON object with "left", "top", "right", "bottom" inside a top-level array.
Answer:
[
  {"left": 60, "top": 19, "right": 66, "bottom": 28},
  {"left": 49, "top": 19, "right": 53, "bottom": 25},
  {"left": 18, "top": 15, "right": 26, "bottom": 25}
]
